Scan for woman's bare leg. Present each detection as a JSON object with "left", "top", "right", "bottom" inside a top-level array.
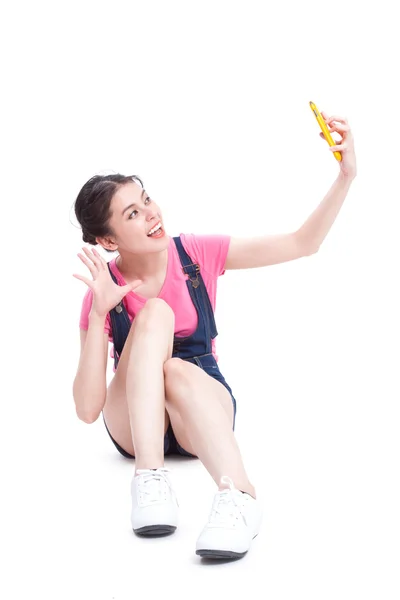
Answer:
[
  {"left": 103, "top": 299, "right": 175, "bottom": 469},
  {"left": 164, "top": 358, "right": 256, "bottom": 497}
]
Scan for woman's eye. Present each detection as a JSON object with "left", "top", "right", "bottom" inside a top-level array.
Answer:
[
  {"left": 128, "top": 210, "right": 138, "bottom": 219},
  {"left": 145, "top": 196, "right": 151, "bottom": 204}
]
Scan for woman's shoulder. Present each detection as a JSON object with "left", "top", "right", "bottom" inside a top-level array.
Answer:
[
  {"left": 177, "top": 233, "right": 231, "bottom": 277},
  {"left": 177, "top": 232, "right": 230, "bottom": 252}
]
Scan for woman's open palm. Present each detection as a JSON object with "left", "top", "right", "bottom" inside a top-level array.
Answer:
[{"left": 73, "top": 247, "right": 142, "bottom": 317}]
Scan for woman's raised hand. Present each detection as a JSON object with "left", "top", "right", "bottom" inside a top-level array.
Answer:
[
  {"left": 73, "top": 247, "right": 142, "bottom": 318},
  {"left": 320, "top": 112, "right": 357, "bottom": 180}
]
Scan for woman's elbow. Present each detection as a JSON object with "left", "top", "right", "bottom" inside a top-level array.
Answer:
[
  {"left": 76, "top": 407, "right": 101, "bottom": 424},
  {"left": 73, "top": 384, "right": 103, "bottom": 424}
]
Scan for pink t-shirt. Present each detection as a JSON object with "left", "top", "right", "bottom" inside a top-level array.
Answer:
[{"left": 79, "top": 233, "right": 231, "bottom": 361}]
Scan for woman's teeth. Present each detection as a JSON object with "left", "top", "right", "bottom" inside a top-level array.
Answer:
[{"left": 148, "top": 222, "right": 162, "bottom": 236}]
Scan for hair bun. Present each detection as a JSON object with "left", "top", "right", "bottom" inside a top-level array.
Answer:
[{"left": 82, "top": 227, "right": 96, "bottom": 245}]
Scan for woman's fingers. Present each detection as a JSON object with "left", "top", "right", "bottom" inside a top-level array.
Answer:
[
  {"left": 320, "top": 114, "right": 339, "bottom": 134},
  {"left": 318, "top": 111, "right": 352, "bottom": 154},
  {"left": 77, "top": 252, "right": 98, "bottom": 279},
  {"left": 82, "top": 246, "right": 103, "bottom": 271},
  {"left": 121, "top": 279, "right": 143, "bottom": 296},
  {"left": 319, "top": 131, "right": 342, "bottom": 143},
  {"left": 326, "top": 116, "right": 349, "bottom": 133},
  {"left": 329, "top": 121, "right": 350, "bottom": 134},
  {"left": 321, "top": 110, "right": 347, "bottom": 124},
  {"left": 321, "top": 111, "right": 349, "bottom": 130},
  {"left": 92, "top": 247, "right": 107, "bottom": 270},
  {"left": 329, "top": 143, "right": 347, "bottom": 152},
  {"left": 72, "top": 273, "right": 93, "bottom": 288},
  {"left": 319, "top": 131, "right": 346, "bottom": 150},
  {"left": 326, "top": 114, "right": 348, "bottom": 124},
  {"left": 130, "top": 278, "right": 143, "bottom": 290}
]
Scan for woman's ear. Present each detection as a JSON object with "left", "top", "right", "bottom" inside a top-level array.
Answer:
[{"left": 95, "top": 236, "right": 118, "bottom": 252}]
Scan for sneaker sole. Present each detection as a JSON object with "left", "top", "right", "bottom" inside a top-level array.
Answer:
[
  {"left": 196, "top": 549, "right": 247, "bottom": 559},
  {"left": 134, "top": 525, "right": 177, "bottom": 536}
]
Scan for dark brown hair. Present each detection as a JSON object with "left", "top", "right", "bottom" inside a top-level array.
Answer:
[{"left": 74, "top": 173, "right": 144, "bottom": 249}]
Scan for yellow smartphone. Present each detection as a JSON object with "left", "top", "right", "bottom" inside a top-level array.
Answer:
[{"left": 309, "top": 101, "right": 342, "bottom": 162}]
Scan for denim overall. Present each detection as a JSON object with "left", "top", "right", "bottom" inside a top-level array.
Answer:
[{"left": 102, "top": 236, "right": 237, "bottom": 458}]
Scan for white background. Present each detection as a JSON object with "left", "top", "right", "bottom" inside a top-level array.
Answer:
[{"left": 1, "top": 1, "right": 399, "bottom": 599}]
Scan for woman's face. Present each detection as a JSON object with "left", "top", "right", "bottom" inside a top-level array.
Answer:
[{"left": 104, "top": 181, "right": 169, "bottom": 254}]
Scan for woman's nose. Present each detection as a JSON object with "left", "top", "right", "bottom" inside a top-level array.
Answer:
[{"left": 146, "top": 207, "right": 158, "bottom": 220}]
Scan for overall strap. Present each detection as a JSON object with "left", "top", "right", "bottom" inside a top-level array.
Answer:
[
  {"left": 173, "top": 236, "right": 218, "bottom": 339},
  {"left": 173, "top": 235, "right": 201, "bottom": 288}
]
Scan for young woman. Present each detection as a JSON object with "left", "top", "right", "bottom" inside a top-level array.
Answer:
[{"left": 72, "top": 112, "right": 356, "bottom": 560}]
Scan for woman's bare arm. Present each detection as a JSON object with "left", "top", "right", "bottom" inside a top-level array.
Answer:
[
  {"left": 72, "top": 246, "right": 142, "bottom": 423},
  {"left": 225, "top": 113, "right": 357, "bottom": 270},
  {"left": 72, "top": 313, "right": 109, "bottom": 423}
]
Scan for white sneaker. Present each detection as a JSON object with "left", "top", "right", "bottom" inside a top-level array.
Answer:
[
  {"left": 131, "top": 468, "right": 179, "bottom": 536},
  {"left": 196, "top": 476, "right": 262, "bottom": 559}
]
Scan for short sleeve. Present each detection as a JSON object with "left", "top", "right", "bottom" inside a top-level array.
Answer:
[
  {"left": 79, "top": 287, "right": 112, "bottom": 336},
  {"left": 180, "top": 233, "right": 231, "bottom": 278}
]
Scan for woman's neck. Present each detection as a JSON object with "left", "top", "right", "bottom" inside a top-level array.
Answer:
[{"left": 116, "top": 246, "right": 168, "bottom": 282}]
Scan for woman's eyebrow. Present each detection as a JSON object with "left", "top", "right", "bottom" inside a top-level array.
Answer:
[{"left": 121, "top": 189, "right": 146, "bottom": 215}]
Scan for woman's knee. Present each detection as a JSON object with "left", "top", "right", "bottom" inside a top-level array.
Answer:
[
  {"left": 135, "top": 298, "right": 174, "bottom": 331},
  {"left": 164, "top": 357, "right": 188, "bottom": 378},
  {"left": 164, "top": 358, "right": 194, "bottom": 403}
]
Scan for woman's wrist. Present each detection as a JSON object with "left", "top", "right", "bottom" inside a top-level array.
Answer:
[
  {"left": 88, "top": 310, "right": 107, "bottom": 326},
  {"left": 338, "top": 170, "right": 356, "bottom": 185}
]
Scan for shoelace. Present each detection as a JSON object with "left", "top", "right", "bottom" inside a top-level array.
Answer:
[
  {"left": 208, "top": 476, "right": 248, "bottom": 527},
  {"left": 135, "top": 468, "right": 172, "bottom": 505}
]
